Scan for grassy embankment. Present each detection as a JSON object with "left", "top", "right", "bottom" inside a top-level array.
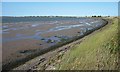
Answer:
[{"left": 54, "top": 17, "right": 119, "bottom": 70}]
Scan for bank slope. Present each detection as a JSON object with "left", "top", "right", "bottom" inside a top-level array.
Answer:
[{"left": 54, "top": 17, "right": 119, "bottom": 70}]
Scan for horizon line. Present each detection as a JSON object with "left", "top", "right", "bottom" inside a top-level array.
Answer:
[{"left": 1, "top": 15, "right": 117, "bottom": 17}]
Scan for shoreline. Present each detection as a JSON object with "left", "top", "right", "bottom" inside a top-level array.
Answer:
[{"left": 2, "top": 18, "right": 109, "bottom": 71}]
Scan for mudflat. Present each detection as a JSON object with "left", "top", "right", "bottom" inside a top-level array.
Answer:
[{"left": 2, "top": 17, "right": 107, "bottom": 67}]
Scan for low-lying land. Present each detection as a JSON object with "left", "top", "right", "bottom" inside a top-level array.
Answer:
[
  {"left": 2, "top": 16, "right": 111, "bottom": 70},
  {"left": 12, "top": 17, "right": 119, "bottom": 70}
]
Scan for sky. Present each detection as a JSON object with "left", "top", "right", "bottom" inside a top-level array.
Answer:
[{"left": 2, "top": 2, "right": 118, "bottom": 16}]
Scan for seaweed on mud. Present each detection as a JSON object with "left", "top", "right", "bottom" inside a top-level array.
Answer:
[
  {"left": 19, "top": 50, "right": 36, "bottom": 54},
  {"left": 46, "top": 39, "right": 55, "bottom": 43}
]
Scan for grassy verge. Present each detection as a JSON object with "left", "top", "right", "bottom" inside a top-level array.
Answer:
[{"left": 55, "top": 17, "right": 119, "bottom": 70}]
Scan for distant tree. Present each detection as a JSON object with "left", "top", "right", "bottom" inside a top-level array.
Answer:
[
  {"left": 92, "top": 15, "right": 96, "bottom": 17},
  {"left": 98, "top": 16, "right": 101, "bottom": 17}
]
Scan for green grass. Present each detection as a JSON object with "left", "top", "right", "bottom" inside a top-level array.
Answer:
[{"left": 55, "top": 17, "right": 119, "bottom": 70}]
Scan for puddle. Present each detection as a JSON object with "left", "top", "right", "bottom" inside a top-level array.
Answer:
[
  {"left": 44, "top": 36, "right": 61, "bottom": 43},
  {"left": 2, "top": 25, "right": 9, "bottom": 29},
  {"left": 2, "top": 32, "right": 9, "bottom": 34},
  {"left": 3, "top": 36, "right": 34, "bottom": 42},
  {"left": 48, "top": 24, "right": 83, "bottom": 32},
  {"left": 3, "top": 29, "right": 10, "bottom": 32},
  {"left": 31, "top": 24, "right": 39, "bottom": 27},
  {"left": 16, "top": 34, "right": 25, "bottom": 37},
  {"left": 88, "top": 27, "right": 93, "bottom": 31},
  {"left": 85, "top": 23, "right": 91, "bottom": 25}
]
